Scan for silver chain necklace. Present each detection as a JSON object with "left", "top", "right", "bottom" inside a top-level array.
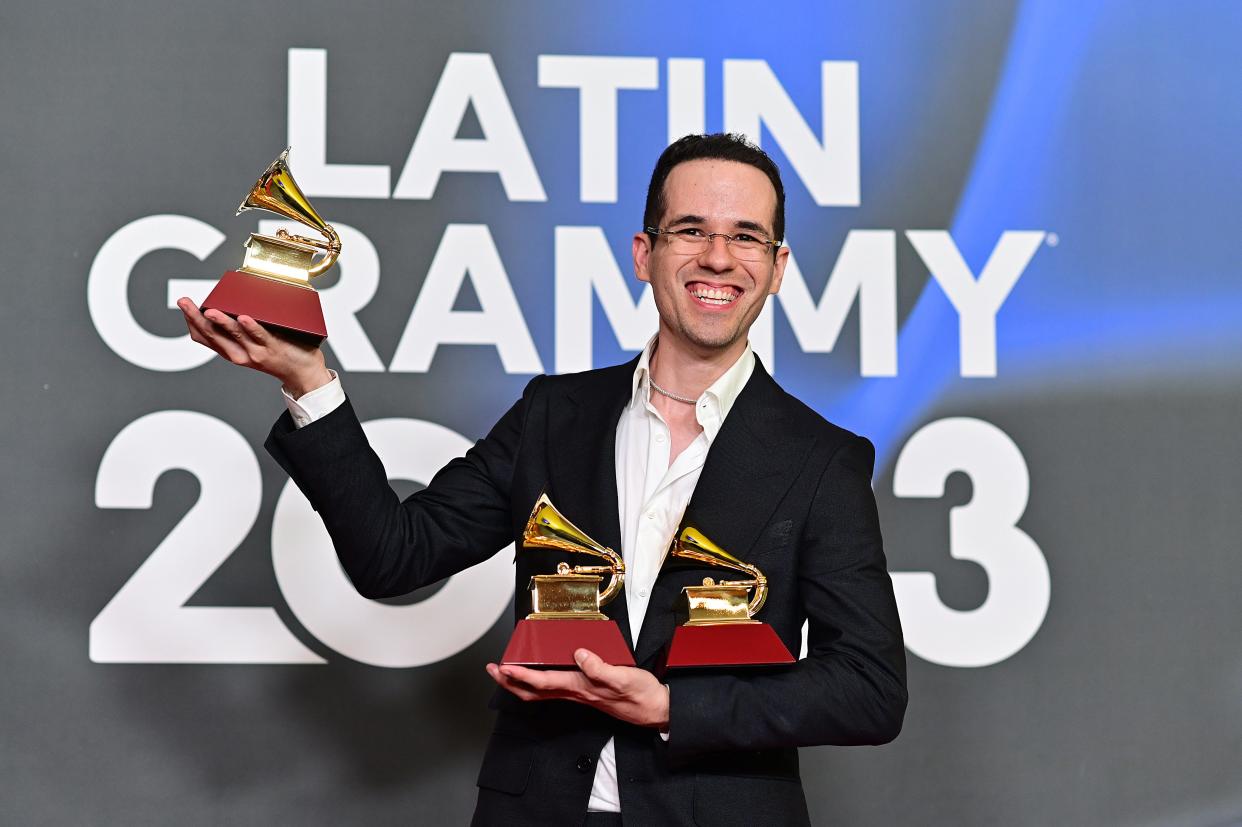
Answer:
[{"left": 648, "top": 375, "right": 698, "bottom": 405}]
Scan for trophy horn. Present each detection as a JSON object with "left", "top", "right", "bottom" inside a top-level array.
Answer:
[
  {"left": 671, "top": 526, "right": 769, "bottom": 616},
  {"left": 237, "top": 148, "right": 341, "bottom": 278},
  {"left": 523, "top": 493, "right": 625, "bottom": 606}
]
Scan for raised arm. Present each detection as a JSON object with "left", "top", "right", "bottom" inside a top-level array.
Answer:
[
  {"left": 180, "top": 296, "right": 536, "bottom": 598},
  {"left": 263, "top": 385, "right": 536, "bottom": 599}
]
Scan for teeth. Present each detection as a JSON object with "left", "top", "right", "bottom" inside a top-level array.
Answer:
[{"left": 690, "top": 286, "right": 736, "bottom": 305}]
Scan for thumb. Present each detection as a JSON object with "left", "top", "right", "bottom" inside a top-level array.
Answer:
[{"left": 574, "top": 648, "right": 609, "bottom": 681}]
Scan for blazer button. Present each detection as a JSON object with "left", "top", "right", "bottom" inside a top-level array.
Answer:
[{"left": 576, "top": 754, "right": 596, "bottom": 773}]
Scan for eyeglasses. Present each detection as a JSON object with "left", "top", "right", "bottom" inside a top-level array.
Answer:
[{"left": 644, "top": 226, "right": 782, "bottom": 262}]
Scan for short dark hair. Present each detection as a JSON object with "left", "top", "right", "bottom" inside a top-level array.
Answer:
[{"left": 643, "top": 132, "right": 786, "bottom": 243}]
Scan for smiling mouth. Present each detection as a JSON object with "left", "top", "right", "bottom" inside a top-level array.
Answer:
[{"left": 687, "top": 283, "right": 741, "bottom": 306}]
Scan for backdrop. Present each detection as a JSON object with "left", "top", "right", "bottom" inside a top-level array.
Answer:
[{"left": 4, "top": 1, "right": 1240, "bottom": 824}]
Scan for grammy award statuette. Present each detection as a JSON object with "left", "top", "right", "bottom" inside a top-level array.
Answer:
[
  {"left": 200, "top": 148, "right": 339, "bottom": 340},
  {"left": 499, "top": 494, "right": 635, "bottom": 668},
  {"left": 661, "top": 526, "right": 795, "bottom": 669}
]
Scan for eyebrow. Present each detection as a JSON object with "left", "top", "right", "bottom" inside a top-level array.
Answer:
[
  {"left": 665, "top": 214, "right": 706, "bottom": 227},
  {"left": 732, "top": 219, "right": 769, "bottom": 234},
  {"left": 665, "top": 214, "right": 773, "bottom": 235}
]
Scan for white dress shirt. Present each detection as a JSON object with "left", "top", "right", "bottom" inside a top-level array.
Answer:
[
  {"left": 280, "top": 338, "right": 756, "bottom": 815},
  {"left": 588, "top": 337, "right": 753, "bottom": 812},
  {"left": 281, "top": 369, "right": 344, "bottom": 426}
]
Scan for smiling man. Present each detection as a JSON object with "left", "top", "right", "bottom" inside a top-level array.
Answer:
[{"left": 180, "top": 133, "right": 906, "bottom": 826}]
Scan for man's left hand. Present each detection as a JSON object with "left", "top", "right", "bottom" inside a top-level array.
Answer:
[{"left": 485, "top": 649, "right": 669, "bottom": 731}]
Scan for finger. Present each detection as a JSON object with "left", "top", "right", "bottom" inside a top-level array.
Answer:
[
  {"left": 499, "top": 664, "right": 576, "bottom": 693},
  {"left": 181, "top": 304, "right": 248, "bottom": 362},
  {"left": 487, "top": 665, "right": 567, "bottom": 702},
  {"left": 485, "top": 663, "right": 526, "bottom": 693},
  {"left": 489, "top": 672, "right": 540, "bottom": 701},
  {"left": 203, "top": 309, "right": 253, "bottom": 343},
  {"left": 574, "top": 648, "right": 622, "bottom": 688},
  {"left": 179, "top": 300, "right": 212, "bottom": 334},
  {"left": 236, "top": 314, "right": 272, "bottom": 345},
  {"left": 203, "top": 309, "right": 275, "bottom": 366},
  {"left": 486, "top": 663, "right": 518, "bottom": 689},
  {"left": 501, "top": 665, "right": 599, "bottom": 702},
  {"left": 490, "top": 663, "right": 546, "bottom": 692}
]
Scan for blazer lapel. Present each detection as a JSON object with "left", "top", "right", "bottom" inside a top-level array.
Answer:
[
  {"left": 546, "top": 359, "right": 638, "bottom": 650},
  {"left": 632, "top": 359, "right": 815, "bottom": 666}
]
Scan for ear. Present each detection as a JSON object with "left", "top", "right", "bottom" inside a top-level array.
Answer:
[
  {"left": 633, "top": 231, "right": 653, "bottom": 283},
  {"left": 768, "top": 244, "right": 790, "bottom": 294}
]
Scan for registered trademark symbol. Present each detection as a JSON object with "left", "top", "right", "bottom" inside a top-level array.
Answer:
[{"left": 1046, "top": 232, "right": 1059, "bottom": 247}]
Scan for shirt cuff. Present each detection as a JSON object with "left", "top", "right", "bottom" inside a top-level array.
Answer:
[
  {"left": 659, "top": 684, "right": 670, "bottom": 741},
  {"left": 281, "top": 370, "right": 344, "bottom": 428}
]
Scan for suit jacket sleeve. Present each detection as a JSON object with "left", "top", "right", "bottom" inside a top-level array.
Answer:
[
  {"left": 264, "top": 376, "right": 543, "bottom": 599},
  {"left": 665, "top": 435, "right": 907, "bottom": 759}
]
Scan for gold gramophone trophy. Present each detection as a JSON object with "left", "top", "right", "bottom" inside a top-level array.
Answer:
[
  {"left": 661, "top": 526, "right": 795, "bottom": 669},
  {"left": 500, "top": 494, "right": 635, "bottom": 667},
  {"left": 200, "top": 148, "right": 339, "bottom": 340}
]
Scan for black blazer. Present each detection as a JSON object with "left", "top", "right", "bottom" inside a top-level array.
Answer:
[{"left": 266, "top": 357, "right": 906, "bottom": 826}]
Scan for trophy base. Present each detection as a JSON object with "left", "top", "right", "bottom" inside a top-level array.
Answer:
[
  {"left": 661, "top": 623, "right": 796, "bottom": 670},
  {"left": 202, "top": 270, "right": 327, "bottom": 340},
  {"left": 500, "top": 619, "right": 635, "bottom": 668}
]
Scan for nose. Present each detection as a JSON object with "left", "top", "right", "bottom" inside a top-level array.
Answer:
[{"left": 697, "top": 233, "right": 736, "bottom": 272}]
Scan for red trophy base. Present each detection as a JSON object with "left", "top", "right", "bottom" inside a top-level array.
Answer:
[
  {"left": 501, "top": 619, "right": 635, "bottom": 668},
  {"left": 661, "top": 623, "right": 796, "bottom": 670},
  {"left": 202, "top": 271, "right": 327, "bottom": 340}
]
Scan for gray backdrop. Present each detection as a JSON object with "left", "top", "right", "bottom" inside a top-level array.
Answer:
[{"left": 4, "top": 1, "right": 1241, "bottom": 824}]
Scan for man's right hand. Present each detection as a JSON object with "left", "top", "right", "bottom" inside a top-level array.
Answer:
[{"left": 178, "top": 298, "right": 333, "bottom": 398}]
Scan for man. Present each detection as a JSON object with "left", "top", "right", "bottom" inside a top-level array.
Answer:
[{"left": 179, "top": 133, "right": 906, "bottom": 825}]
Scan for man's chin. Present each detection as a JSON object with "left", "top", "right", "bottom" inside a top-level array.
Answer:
[{"left": 681, "top": 326, "right": 745, "bottom": 353}]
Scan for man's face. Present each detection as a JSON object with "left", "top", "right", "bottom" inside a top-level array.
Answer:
[{"left": 633, "top": 159, "right": 789, "bottom": 358}]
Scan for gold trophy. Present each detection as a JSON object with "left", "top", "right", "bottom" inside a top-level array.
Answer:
[
  {"left": 500, "top": 494, "right": 635, "bottom": 667},
  {"left": 661, "top": 526, "right": 795, "bottom": 668},
  {"left": 200, "top": 148, "right": 339, "bottom": 340}
]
